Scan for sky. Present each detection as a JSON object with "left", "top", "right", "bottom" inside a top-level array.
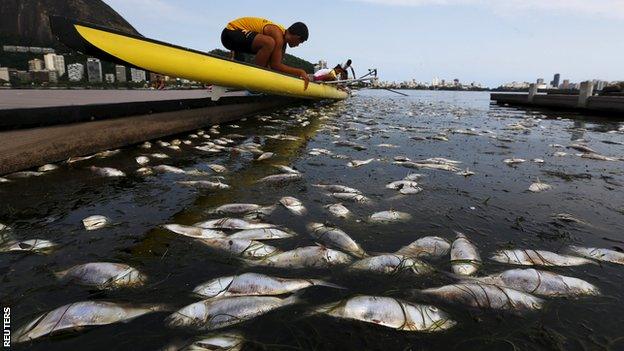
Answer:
[{"left": 102, "top": 0, "right": 624, "bottom": 87}]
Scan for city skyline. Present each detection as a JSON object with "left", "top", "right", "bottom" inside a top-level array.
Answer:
[{"left": 102, "top": 0, "right": 624, "bottom": 86}]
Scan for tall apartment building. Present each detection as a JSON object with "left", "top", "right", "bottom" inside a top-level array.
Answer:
[
  {"left": 67, "top": 63, "right": 85, "bottom": 81},
  {"left": 87, "top": 58, "right": 103, "bottom": 83}
]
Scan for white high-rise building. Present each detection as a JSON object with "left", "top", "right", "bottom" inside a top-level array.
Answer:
[
  {"left": 67, "top": 63, "right": 84, "bottom": 82},
  {"left": 87, "top": 58, "right": 102, "bottom": 83},
  {"left": 43, "top": 53, "right": 66, "bottom": 77},
  {"left": 28, "top": 59, "right": 44, "bottom": 71},
  {"left": 130, "top": 68, "right": 146, "bottom": 82},
  {"left": 115, "top": 65, "right": 127, "bottom": 83}
]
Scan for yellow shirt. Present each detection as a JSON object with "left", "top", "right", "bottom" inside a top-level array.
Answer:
[{"left": 226, "top": 17, "right": 286, "bottom": 35}]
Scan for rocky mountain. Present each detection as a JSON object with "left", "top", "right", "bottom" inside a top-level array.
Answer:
[{"left": 0, "top": 0, "right": 140, "bottom": 47}]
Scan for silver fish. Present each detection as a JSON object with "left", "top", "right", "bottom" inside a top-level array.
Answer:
[
  {"left": 228, "top": 228, "right": 294, "bottom": 240},
  {"left": 136, "top": 167, "right": 153, "bottom": 176},
  {"left": 90, "top": 166, "right": 125, "bottom": 177},
  {"left": 394, "top": 161, "right": 460, "bottom": 172},
  {"left": 330, "top": 193, "right": 370, "bottom": 203},
  {"left": 15, "top": 301, "right": 163, "bottom": 343},
  {"left": 82, "top": 215, "right": 111, "bottom": 231},
  {"left": 193, "top": 272, "right": 340, "bottom": 298},
  {"left": 349, "top": 254, "right": 433, "bottom": 275},
  {"left": 313, "top": 296, "right": 455, "bottom": 332},
  {"left": 211, "top": 204, "right": 263, "bottom": 215},
  {"left": 38, "top": 164, "right": 58, "bottom": 172},
  {"left": 450, "top": 232, "right": 481, "bottom": 276},
  {"left": 369, "top": 210, "right": 411, "bottom": 223},
  {"left": 272, "top": 164, "right": 300, "bottom": 174},
  {"left": 347, "top": 158, "right": 375, "bottom": 168},
  {"left": 154, "top": 165, "right": 187, "bottom": 174},
  {"left": 567, "top": 246, "right": 624, "bottom": 265},
  {"left": 491, "top": 249, "right": 595, "bottom": 266},
  {"left": 136, "top": 156, "right": 150, "bottom": 165},
  {"left": 198, "top": 238, "right": 279, "bottom": 259},
  {"left": 314, "top": 184, "right": 361, "bottom": 194},
  {"left": 0, "top": 239, "right": 56, "bottom": 253},
  {"left": 195, "top": 218, "right": 275, "bottom": 230},
  {"left": 421, "top": 283, "right": 544, "bottom": 312},
  {"left": 279, "top": 196, "right": 307, "bottom": 215},
  {"left": 55, "top": 262, "right": 146, "bottom": 289},
  {"left": 255, "top": 152, "right": 274, "bottom": 161},
  {"left": 307, "top": 223, "right": 367, "bottom": 258},
  {"left": 568, "top": 143, "right": 596, "bottom": 153},
  {"left": 503, "top": 158, "right": 526, "bottom": 165},
  {"left": 256, "top": 173, "right": 302, "bottom": 183},
  {"left": 150, "top": 153, "right": 170, "bottom": 159},
  {"left": 463, "top": 268, "right": 599, "bottom": 297},
  {"left": 528, "top": 180, "right": 552, "bottom": 192},
  {"left": 163, "top": 224, "right": 225, "bottom": 239},
  {"left": 207, "top": 164, "right": 227, "bottom": 173},
  {"left": 167, "top": 295, "right": 299, "bottom": 330},
  {"left": 325, "top": 203, "right": 350, "bottom": 218},
  {"left": 256, "top": 246, "right": 353, "bottom": 268},
  {"left": 162, "top": 332, "right": 245, "bottom": 351},
  {"left": 177, "top": 181, "right": 230, "bottom": 189},
  {"left": 386, "top": 180, "right": 422, "bottom": 195},
  {"left": 396, "top": 236, "right": 451, "bottom": 259},
  {"left": 578, "top": 153, "right": 618, "bottom": 161},
  {"left": 140, "top": 141, "right": 152, "bottom": 149}
]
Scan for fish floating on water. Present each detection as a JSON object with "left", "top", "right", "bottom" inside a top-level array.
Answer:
[
  {"left": 38, "top": 164, "right": 58, "bottom": 172},
  {"left": 167, "top": 295, "right": 300, "bottom": 330},
  {"left": 420, "top": 283, "right": 544, "bottom": 312},
  {"left": 325, "top": 203, "right": 351, "bottom": 218},
  {"left": 349, "top": 254, "right": 433, "bottom": 275},
  {"left": 82, "top": 215, "right": 111, "bottom": 231},
  {"left": 55, "top": 262, "right": 146, "bottom": 289},
  {"left": 314, "top": 184, "right": 361, "bottom": 194},
  {"left": 566, "top": 246, "right": 624, "bottom": 265},
  {"left": 347, "top": 158, "right": 375, "bottom": 168},
  {"left": 279, "top": 196, "right": 307, "bottom": 215},
  {"left": 491, "top": 249, "right": 595, "bottom": 267},
  {"left": 162, "top": 332, "right": 245, "bottom": 351},
  {"left": 396, "top": 236, "right": 451, "bottom": 259},
  {"left": 193, "top": 272, "right": 341, "bottom": 298},
  {"left": 462, "top": 268, "right": 599, "bottom": 297},
  {"left": 14, "top": 301, "right": 164, "bottom": 343},
  {"left": 256, "top": 173, "right": 302, "bottom": 184},
  {"left": 313, "top": 296, "right": 455, "bottom": 332},
  {"left": 90, "top": 166, "right": 125, "bottom": 177},
  {"left": 369, "top": 210, "right": 411, "bottom": 223},
  {"left": 307, "top": 223, "right": 367, "bottom": 258},
  {"left": 450, "top": 232, "right": 481, "bottom": 276},
  {"left": 195, "top": 218, "right": 275, "bottom": 230},
  {"left": 198, "top": 237, "right": 280, "bottom": 259},
  {"left": 0, "top": 239, "right": 56, "bottom": 253},
  {"left": 529, "top": 179, "right": 552, "bottom": 193},
  {"left": 163, "top": 224, "right": 225, "bottom": 239},
  {"left": 177, "top": 180, "right": 231, "bottom": 190},
  {"left": 255, "top": 246, "right": 353, "bottom": 268},
  {"left": 229, "top": 228, "right": 295, "bottom": 240}
]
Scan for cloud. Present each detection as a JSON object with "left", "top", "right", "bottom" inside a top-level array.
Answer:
[{"left": 349, "top": 0, "right": 624, "bottom": 20}]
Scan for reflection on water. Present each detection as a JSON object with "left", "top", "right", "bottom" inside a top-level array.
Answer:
[{"left": 1, "top": 90, "right": 623, "bottom": 351}]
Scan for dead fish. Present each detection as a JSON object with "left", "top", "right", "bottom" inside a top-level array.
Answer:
[
  {"left": 566, "top": 246, "right": 624, "bottom": 265},
  {"left": 386, "top": 180, "right": 423, "bottom": 194},
  {"left": 404, "top": 173, "right": 424, "bottom": 181},
  {"left": 377, "top": 143, "right": 398, "bottom": 148},
  {"left": 177, "top": 181, "right": 230, "bottom": 190},
  {"left": 82, "top": 215, "right": 111, "bottom": 231},
  {"left": 330, "top": 193, "right": 370, "bottom": 203},
  {"left": 307, "top": 223, "right": 367, "bottom": 258},
  {"left": 279, "top": 197, "right": 307, "bottom": 215},
  {"left": 167, "top": 295, "right": 299, "bottom": 330},
  {"left": 90, "top": 166, "right": 125, "bottom": 177},
  {"left": 163, "top": 224, "right": 225, "bottom": 239},
  {"left": 568, "top": 143, "right": 597, "bottom": 153},
  {"left": 325, "top": 203, "right": 351, "bottom": 218},
  {"left": 207, "top": 164, "right": 227, "bottom": 173},
  {"left": 431, "top": 135, "right": 449, "bottom": 141},
  {"left": 67, "top": 155, "right": 95, "bottom": 163},
  {"left": 529, "top": 179, "right": 552, "bottom": 192},
  {"left": 193, "top": 272, "right": 340, "bottom": 298},
  {"left": 420, "top": 283, "right": 543, "bottom": 312},
  {"left": 55, "top": 262, "right": 146, "bottom": 289},
  {"left": 272, "top": 164, "right": 300, "bottom": 174},
  {"left": 314, "top": 184, "right": 361, "bottom": 194},
  {"left": 136, "top": 167, "right": 153, "bottom": 176},
  {"left": 256, "top": 246, "right": 353, "bottom": 268},
  {"left": 578, "top": 153, "right": 618, "bottom": 161},
  {"left": 195, "top": 218, "right": 275, "bottom": 230},
  {"left": 38, "top": 164, "right": 58, "bottom": 172},
  {"left": 162, "top": 332, "right": 245, "bottom": 351},
  {"left": 396, "top": 236, "right": 451, "bottom": 258},
  {"left": 0, "top": 239, "right": 56, "bottom": 253},
  {"left": 456, "top": 168, "right": 475, "bottom": 177},
  {"left": 491, "top": 249, "right": 595, "bottom": 266},
  {"left": 347, "top": 158, "right": 375, "bottom": 168},
  {"left": 551, "top": 213, "right": 589, "bottom": 225},
  {"left": 503, "top": 158, "right": 526, "bottom": 165},
  {"left": 349, "top": 254, "right": 433, "bottom": 275},
  {"left": 553, "top": 151, "right": 568, "bottom": 157},
  {"left": 150, "top": 153, "right": 170, "bottom": 159},
  {"left": 96, "top": 149, "right": 120, "bottom": 158},
  {"left": 198, "top": 238, "right": 280, "bottom": 259},
  {"left": 255, "top": 152, "right": 274, "bottom": 161},
  {"left": 369, "top": 210, "right": 411, "bottom": 223},
  {"left": 256, "top": 173, "right": 302, "bottom": 183},
  {"left": 211, "top": 204, "right": 264, "bottom": 215},
  {"left": 140, "top": 141, "right": 152, "bottom": 149},
  {"left": 450, "top": 232, "right": 481, "bottom": 276},
  {"left": 229, "top": 228, "right": 294, "bottom": 240},
  {"left": 14, "top": 301, "right": 163, "bottom": 343},
  {"left": 394, "top": 161, "right": 460, "bottom": 172},
  {"left": 0, "top": 177, "right": 10, "bottom": 183},
  {"left": 463, "top": 268, "right": 599, "bottom": 297},
  {"left": 532, "top": 158, "right": 545, "bottom": 164},
  {"left": 136, "top": 156, "right": 150, "bottom": 165},
  {"left": 313, "top": 296, "right": 455, "bottom": 332},
  {"left": 153, "top": 165, "right": 187, "bottom": 174}
]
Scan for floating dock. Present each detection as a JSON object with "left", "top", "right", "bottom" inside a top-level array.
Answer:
[{"left": 0, "top": 89, "right": 305, "bottom": 176}]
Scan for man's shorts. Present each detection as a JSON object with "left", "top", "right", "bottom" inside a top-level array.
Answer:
[{"left": 221, "top": 28, "right": 258, "bottom": 55}]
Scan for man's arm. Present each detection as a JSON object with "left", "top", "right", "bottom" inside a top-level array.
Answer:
[{"left": 265, "top": 25, "right": 309, "bottom": 89}]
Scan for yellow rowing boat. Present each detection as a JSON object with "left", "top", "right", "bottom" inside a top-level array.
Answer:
[{"left": 50, "top": 16, "right": 348, "bottom": 100}]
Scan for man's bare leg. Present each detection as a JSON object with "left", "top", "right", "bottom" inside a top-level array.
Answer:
[{"left": 251, "top": 34, "right": 275, "bottom": 67}]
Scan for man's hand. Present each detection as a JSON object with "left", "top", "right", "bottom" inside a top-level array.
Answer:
[{"left": 299, "top": 70, "right": 310, "bottom": 90}]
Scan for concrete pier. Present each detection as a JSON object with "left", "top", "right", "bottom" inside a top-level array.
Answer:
[
  {"left": 491, "top": 85, "right": 624, "bottom": 116},
  {"left": 0, "top": 90, "right": 305, "bottom": 175}
]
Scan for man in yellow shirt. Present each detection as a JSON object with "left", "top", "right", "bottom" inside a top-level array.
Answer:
[{"left": 221, "top": 17, "right": 310, "bottom": 89}]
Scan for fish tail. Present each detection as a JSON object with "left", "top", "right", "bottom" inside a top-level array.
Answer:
[{"left": 309, "top": 279, "right": 346, "bottom": 290}]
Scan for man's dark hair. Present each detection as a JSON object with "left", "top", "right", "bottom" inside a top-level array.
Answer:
[{"left": 288, "top": 22, "right": 309, "bottom": 41}]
